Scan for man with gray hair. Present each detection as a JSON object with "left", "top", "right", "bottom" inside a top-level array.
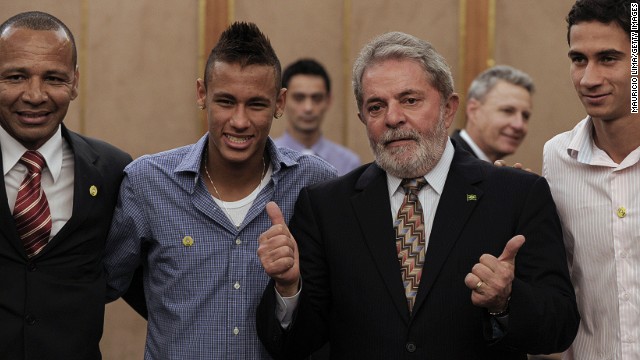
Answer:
[
  {"left": 451, "top": 65, "right": 534, "bottom": 163},
  {"left": 256, "top": 31, "right": 578, "bottom": 359}
]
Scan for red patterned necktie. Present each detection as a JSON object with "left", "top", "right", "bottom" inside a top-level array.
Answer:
[
  {"left": 13, "top": 151, "right": 52, "bottom": 258},
  {"left": 395, "top": 177, "right": 427, "bottom": 312}
]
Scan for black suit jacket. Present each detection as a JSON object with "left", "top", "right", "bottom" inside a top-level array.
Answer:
[
  {"left": 258, "top": 144, "right": 579, "bottom": 360},
  {"left": 0, "top": 126, "right": 132, "bottom": 360},
  {"left": 451, "top": 129, "right": 478, "bottom": 159}
]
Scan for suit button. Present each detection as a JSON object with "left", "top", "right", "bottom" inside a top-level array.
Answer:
[
  {"left": 27, "top": 262, "right": 37, "bottom": 271},
  {"left": 405, "top": 342, "right": 416, "bottom": 352},
  {"left": 25, "top": 314, "right": 36, "bottom": 325}
]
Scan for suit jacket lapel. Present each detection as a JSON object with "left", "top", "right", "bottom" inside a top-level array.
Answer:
[
  {"left": 351, "top": 164, "right": 411, "bottom": 324},
  {"left": 450, "top": 131, "right": 477, "bottom": 159},
  {"left": 412, "top": 148, "right": 484, "bottom": 314},
  {"left": 48, "top": 128, "right": 102, "bottom": 247}
]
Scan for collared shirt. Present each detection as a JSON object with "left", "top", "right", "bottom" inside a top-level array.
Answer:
[
  {"left": 543, "top": 116, "right": 640, "bottom": 360},
  {"left": 0, "top": 125, "right": 74, "bottom": 238},
  {"left": 104, "top": 135, "right": 337, "bottom": 360},
  {"left": 459, "top": 129, "right": 491, "bottom": 162},
  {"left": 276, "top": 139, "right": 455, "bottom": 325},
  {"left": 274, "top": 131, "right": 361, "bottom": 175},
  {"left": 386, "top": 138, "right": 454, "bottom": 243}
]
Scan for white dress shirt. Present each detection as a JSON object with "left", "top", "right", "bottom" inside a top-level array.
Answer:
[
  {"left": 543, "top": 117, "right": 640, "bottom": 360},
  {"left": 1, "top": 125, "right": 74, "bottom": 240},
  {"left": 386, "top": 139, "right": 453, "bottom": 246}
]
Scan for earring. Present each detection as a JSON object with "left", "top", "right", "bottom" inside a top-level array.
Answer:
[
  {"left": 274, "top": 112, "right": 283, "bottom": 119},
  {"left": 198, "top": 104, "right": 205, "bottom": 110}
]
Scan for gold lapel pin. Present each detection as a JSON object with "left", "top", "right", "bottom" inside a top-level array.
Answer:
[
  {"left": 466, "top": 194, "right": 477, "bottom": 201},
  {"left": 182, "top": 236, "right": 194, "bottom": 247},
  {"left": 89, "top": 185, "right": 98, "bottom": 197}
]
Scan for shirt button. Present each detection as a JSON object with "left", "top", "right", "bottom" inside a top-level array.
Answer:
[
  {"left": 233, "top": 327, "right": 239, "bottom": 335},
  {"left": 623, "top": 292, "right": 630, "bottom": 301},
  {"left": 405, "top": 342, "right": 416, "bottom": 352},
  {"left": 617, "top": 206, "right": 627, "bottom": 218},
  {"left": 235, "top": 238, "right": 242, "bottom": 245},
  {"left": 234, "top": 282, "right": 240, "bottom": 290}
]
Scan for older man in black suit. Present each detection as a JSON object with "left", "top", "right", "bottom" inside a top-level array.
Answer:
[{"left": 256, "top": 31, "right": 579, "bottom": 359}]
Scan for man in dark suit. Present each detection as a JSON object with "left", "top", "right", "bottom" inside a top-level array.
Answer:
[
  {"left": 0, "top": 11, "right": 132, "bottom": 359},
  {"left": 451, "top": 65, "right": 534, "bottom": 163},
  {"left": 256, "top": 31, "right": 579, "bottom": 359}
]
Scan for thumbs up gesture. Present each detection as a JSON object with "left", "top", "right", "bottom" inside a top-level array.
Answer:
[
  {"left": 257, "top": 201, "right": 300, "bottom": 297},
  {"left": 464, "top": 235, "right": 526, "bottom": 313}
]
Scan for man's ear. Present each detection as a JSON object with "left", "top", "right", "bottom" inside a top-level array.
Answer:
[
  {"left": 466, "top": 98, "right": 481, "bottom": 125},
  {"left": 196, "top": 78, "right": 207, "bottom": 108},
  {"left": 443, "top": 93, "right": 460, "bottom": 129},
  {"left": 275, "top": 87, "right": 287, "bottom": 116},
  {"left": 70, "top": 67, "right": 80, "bottom": 100}
]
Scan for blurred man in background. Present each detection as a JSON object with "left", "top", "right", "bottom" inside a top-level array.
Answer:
[
  {"left": 451, "top": 65, "right": 534, "bottom": 163},
  {"left": 274, "top": 59, "right": 360, "bottom": 175}
]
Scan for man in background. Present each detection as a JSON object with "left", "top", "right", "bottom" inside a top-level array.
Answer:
[
  {"left": 274, "top": 58, "right": 360, "bottom": 175},
  {"left": 0, "top": 11, "right": 132, "bottom": 359},
  {"left": 543, "top": 0, "right": 639, "bottom": 358},
  {"left": 451, "top": 65, "right": 534, "bottom": 163}
]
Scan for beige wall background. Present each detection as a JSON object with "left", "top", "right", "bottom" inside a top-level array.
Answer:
[{"left": 1, "top": 1, "right": 582, "bottom": 358}]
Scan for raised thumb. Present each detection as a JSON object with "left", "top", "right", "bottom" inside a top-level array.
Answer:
[{"left": 498, "top": 235, "right": 525, "bottom": 263}]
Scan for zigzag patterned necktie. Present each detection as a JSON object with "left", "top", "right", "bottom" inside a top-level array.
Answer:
[
  {"left": 394, "top": 177, "right": 427, "bottom": 312},
  {"left": 13, "top": 151, "right": 51, "bottom": 258}
]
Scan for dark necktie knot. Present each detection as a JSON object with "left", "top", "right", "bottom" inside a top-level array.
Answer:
[
  {"left": 20, "top": 150, "right": 46, "bottom": 174},
  {"left": 401, "top": 177, "right": 427, "bottom": 196}
]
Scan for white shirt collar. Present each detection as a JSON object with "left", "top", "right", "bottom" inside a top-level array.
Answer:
[
  {"left": 566, "top": 116, "right": 593, "bottom": 162},
  {"left": 387, "top": 138, "right": 454, "bottom": 197},
  {"left": 0, "top": 125, "right": 64, "bottom": 182},
  {"left": 567, "top": 116, "right": 640, "bottom": 169},
  {"left": 459, "top": 129, "right": 491, "bottom": 162}
]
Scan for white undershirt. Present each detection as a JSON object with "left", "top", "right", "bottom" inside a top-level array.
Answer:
[{"left": 211, "top": 164, "right": 273, "bottom": 227}]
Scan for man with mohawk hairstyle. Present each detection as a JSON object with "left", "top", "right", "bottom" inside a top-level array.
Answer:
[{"left": 104, "top": 22, "right": 336, "bottom": 359}]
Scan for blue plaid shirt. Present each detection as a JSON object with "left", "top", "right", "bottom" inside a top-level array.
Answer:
[{"left": 104, "top": 135, "right": 337, "bottom": 359}]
